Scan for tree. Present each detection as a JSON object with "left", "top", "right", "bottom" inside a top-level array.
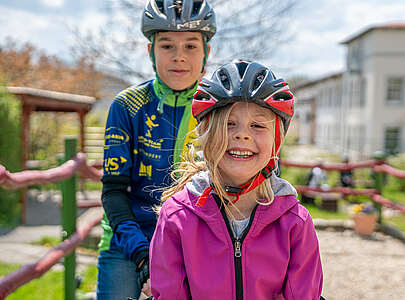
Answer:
[
  {"left": 0, "top": 86, "right": 21, "bottom": 225},
  {"left": 0, "top": 39, "right": 104, "bottom": 163},
  {"left": 72, "top": 0, "right": 297, "bottom": 82},
  {"left": 0, "top": 38, "right": 103, "bottom": 97}
]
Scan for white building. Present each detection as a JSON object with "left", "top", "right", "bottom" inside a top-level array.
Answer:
[{"left": 294, "top": 22, "right": 405, "bottom": 159}]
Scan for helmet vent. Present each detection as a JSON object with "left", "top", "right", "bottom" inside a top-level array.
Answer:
[
  {"left": 144, "top": 11, "right": 154, "bottom": 19},
  {"left": 204, "top": 11, "right": 213, "bottom": 20},
  {"left": 236, "top": 62, "right": 249, "bottom": 79},
  {"left": 218, "top": 70, "right": 231, "bottom": 91},
  {"left": 156, "top": 0, "right": 164, "bottom": 14},
  {"left": 253, "top": 70, "right": 266, "bottom": 90},
  {"left": 192, "top": 1, "right": 203, "bottom": 17},
  {"left": 194, "top": 92, "right": 211, "bottom": 101},
  {"left": 273, "top": 92, "right": 292, "bottom": 101},
  {"left": 172, "top": 0, "right": 183, "bottom": 18}
]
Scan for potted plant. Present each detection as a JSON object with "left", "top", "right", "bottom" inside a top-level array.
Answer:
[{"left": 351, "top": 203, "right": 378, "bottom": 235}]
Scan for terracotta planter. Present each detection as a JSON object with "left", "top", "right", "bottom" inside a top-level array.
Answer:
[{"left": 352, "top": 213, "right": 377, "bottom": 235}]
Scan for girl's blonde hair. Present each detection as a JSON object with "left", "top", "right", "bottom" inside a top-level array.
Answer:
[{"left": 161, "top": 103, "right": 285, "bottom": 212}]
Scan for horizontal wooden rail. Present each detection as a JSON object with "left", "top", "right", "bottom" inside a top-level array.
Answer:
[
  {"left": 374, "top": 164, "right": 405, "bottom": 179},
  {"left": 295, "top": 185, "right": 378, "bottom": 196},
  {"left": 372, "top": 194, "right": 405, "bottom": 214},
  {"left": 281, "top": 159, "right": 382, "bottom": 171},
  {"left": 0, "top": 214, "right": 103, "bottom": 299},
  {"left": 0, "top": 153, "right": 103, "bottom": 190}
]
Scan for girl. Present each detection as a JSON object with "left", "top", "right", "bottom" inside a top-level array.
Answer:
[{"left": 149, "top": 61, "right": 323, "bottom": 299}]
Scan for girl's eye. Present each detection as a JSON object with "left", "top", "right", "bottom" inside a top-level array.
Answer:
[
  {"left": 227, "top": 121, "right": 235, "bottom": 127},
  {"left": 252, "top": 123, "right": 266, "bottom": 129}
]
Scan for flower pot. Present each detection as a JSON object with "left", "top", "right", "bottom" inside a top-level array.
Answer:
[{"left": 352, "top": 213, "right": 377, "bottom": 235}]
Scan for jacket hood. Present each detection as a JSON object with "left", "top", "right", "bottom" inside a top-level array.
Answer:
[
  {"left": 186, "top": 170, "right": 297, "bottom": 199},
  {"left": 167, "top": 171, "right": 300, "bottom": 230}
]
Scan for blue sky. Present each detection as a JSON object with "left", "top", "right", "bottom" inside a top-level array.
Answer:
[{"left": 1, "top": 0, "right": 404, "bottom": 80}]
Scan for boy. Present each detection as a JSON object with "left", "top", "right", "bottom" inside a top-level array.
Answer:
[{"left": 96, "top": 1, "right": 216, "bottom": 299}]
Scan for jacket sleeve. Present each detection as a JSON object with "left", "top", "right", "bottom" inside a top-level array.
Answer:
[
  {"left": 103, "top": 95, "right": 149, "bottom": 264},
  {"left": 284, "top": 211, "right": 323, "bottom": 300},
  {"left": 150, "top": 204, "right": 191, "bottom": 299}
]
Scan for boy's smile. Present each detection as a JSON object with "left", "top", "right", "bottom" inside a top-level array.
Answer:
[
  {"left": 150, "top": 31, "right": 207, "bottom": 91},
  {"left": 219, "top": 103, "right": 276, "bottom": 187}
]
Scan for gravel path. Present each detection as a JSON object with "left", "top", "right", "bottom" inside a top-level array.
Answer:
[{"left": 318, "top": 229, "right": 405, "bottom": 300}]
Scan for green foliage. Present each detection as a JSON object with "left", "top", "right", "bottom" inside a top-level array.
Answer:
[
  {"left": 0, "top": 87, "right": 21, "bottom": 225},
  {"left": 303, "top": 202, "right": 349, "bottom": 220},
  {"left": 30, "top": 112, "right": 63, "bottom": 166},
  {"left": 387, "top": 153, "right": 405, "bottom": 192},
  {"left": 77, "top": 265, "right": 98, "bottom": 293},
  {"left": 281, "top": 166, "right": 309, "bottom": 186}
]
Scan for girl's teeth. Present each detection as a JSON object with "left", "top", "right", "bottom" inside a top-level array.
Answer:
[{"left": 229, "top": 150, "right": 253, "bottom": 156}]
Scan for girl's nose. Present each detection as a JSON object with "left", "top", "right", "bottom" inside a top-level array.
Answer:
[{"left": 233, "top": 126, "right": 251, "bottom": 141}]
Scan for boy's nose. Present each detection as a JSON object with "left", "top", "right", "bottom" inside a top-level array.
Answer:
[{"left": 173, "top": 48, "right": 186, "bottom": 62}]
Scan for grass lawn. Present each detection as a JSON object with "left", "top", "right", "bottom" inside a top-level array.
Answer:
[
  {"left": 0, "top": 262, "right": 97, "bottom": 299},
  {"left": 303, "top": 202, "right": 349, "bottom": 220}
]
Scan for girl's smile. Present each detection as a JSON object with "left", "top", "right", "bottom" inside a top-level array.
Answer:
[{"left": 218, "top": 102, "right": 276, "bottom": 187}]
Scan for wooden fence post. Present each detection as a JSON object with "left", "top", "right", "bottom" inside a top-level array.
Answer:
[
  {"left": 60, "top": 137, "right": 77, "bottom": 300},
  {"left": 373, "top": 152, "right": 386, "bottom": 224}
]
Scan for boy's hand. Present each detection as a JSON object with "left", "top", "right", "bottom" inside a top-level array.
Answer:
[{"left": 141, "top": 279, "right": 152, "bottom": 297}]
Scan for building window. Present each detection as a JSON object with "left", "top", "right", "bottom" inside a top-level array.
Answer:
[
  {"left": 359, "top": 77, "right": 366, "bottom": 107},
  {"left": 384, "top": 127, "right": 401, "bottom": 155},
  {"left": 386, "top": 77, "right": 403, "bottom": 103}
]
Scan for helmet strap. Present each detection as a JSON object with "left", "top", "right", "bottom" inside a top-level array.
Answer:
[
  {"left": 150, "top": 35, "right": 157, "bottom": 72},
  {"left": 202, "top": 39, "right": 209, "bottom": 73}
]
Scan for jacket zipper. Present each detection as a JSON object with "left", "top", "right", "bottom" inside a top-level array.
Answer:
[
  {"left": 172, "top": 93, "right": 178, "bottom": 155},
  {"left": 218, "top": 200, "right": 258, "bottom": 300}
]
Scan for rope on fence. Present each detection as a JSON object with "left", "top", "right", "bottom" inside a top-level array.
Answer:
[
  {"left": 0, "top": 153, "right": 103, "bottom": 189},
  {"left": 0, "top": 213, "right": 103, "bottom": 300}
]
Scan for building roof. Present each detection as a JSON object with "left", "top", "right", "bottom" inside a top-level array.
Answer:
[
  {"left": 341, "top": 22, "right": 405, "bottom": 44},
  {"left": 6, "top": 86, "right": 96, "bottom": 112},
  {"left": 294, "top": 72, "right": 343, "bottom": 90}
]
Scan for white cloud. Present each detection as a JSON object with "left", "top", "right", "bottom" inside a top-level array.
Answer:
[
  {"left": 273, "top": 0, "right": 405, "bottom": 78},
  {"left": 40, "top": 0, "right": 65, "bottom": 8}
]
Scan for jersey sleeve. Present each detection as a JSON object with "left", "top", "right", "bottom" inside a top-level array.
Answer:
[
  {"left": 102, "top": 92, "right": 150, "bottom": 261},
  {"left": 103, "top": 94, "right": 135, "bottom": 177}
]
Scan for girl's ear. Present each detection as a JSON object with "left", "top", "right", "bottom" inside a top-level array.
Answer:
[{"left": 147, "top": 43, "right": 153, "bottom": 61}]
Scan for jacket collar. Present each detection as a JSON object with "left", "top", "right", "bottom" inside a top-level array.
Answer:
[{"left": 171, "top": 171, "right": 299, "bottom": 226}]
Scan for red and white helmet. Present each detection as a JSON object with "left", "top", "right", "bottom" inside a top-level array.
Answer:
[{"left": 192, "top": 60, "right": 295, "bottom": 204}]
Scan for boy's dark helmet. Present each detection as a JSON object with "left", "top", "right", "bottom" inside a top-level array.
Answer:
[{"left": 141, "top": 0, "right": 216, "bottom": 41}]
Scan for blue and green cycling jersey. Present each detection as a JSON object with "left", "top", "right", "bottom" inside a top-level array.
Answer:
[{"left": 99, "top": 79, "right": 198, "bottom": 259}]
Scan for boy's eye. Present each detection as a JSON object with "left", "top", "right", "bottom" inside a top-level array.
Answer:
[
  {"left": 186, "top": 44, "right": 197, "bottom": 49},
  {"left": 160, "top": 44, "right": 173, "bottom": 49}
]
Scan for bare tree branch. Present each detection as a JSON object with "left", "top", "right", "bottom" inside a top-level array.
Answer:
[{"left": 71, "top": 0, "right": 297, "bottom": 82}]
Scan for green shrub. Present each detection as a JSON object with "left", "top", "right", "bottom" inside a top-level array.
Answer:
[{"left": 0, "top": 87, "right": 22, "bottom": 225}]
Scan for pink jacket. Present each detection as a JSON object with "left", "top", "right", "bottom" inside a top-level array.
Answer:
[{"left": 150, "top": 171, "right": 323, "bottom": 299}]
